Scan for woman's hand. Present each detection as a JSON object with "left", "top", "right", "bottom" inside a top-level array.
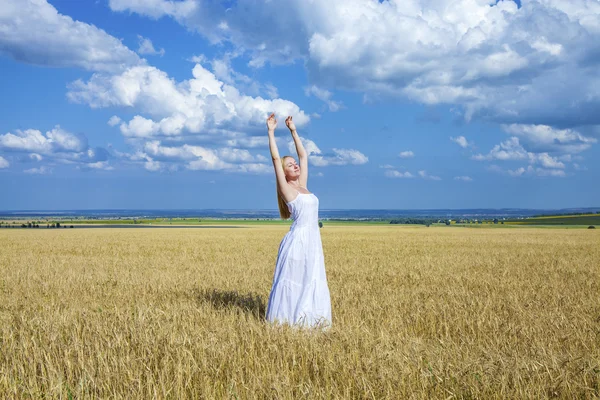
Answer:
[
  {"left": 285, "top": 116, "right": 297, "bottom": 133},
  {"left": 267, "top": 113, "right": 277, "bottom": 133}
]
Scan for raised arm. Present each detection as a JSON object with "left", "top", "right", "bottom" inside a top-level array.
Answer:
[
  {"left": 285, "top": 116, "right": 308, "bottom": 188},
  {"left": 267, "top": 113, "right": 296, "bottom": 202}
]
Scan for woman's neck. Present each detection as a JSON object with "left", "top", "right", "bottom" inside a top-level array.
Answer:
[{"left": 287, "top": 180, "right": 303, "bottom": 189}]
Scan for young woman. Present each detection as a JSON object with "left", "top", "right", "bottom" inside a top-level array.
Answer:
[{"left": 265, "top": 113, "right": 332, "bottom": 328}]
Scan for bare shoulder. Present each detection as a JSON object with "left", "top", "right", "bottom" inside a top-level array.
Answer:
[{"left": 278, "top": 182, "right": 298, "bottom": 202}]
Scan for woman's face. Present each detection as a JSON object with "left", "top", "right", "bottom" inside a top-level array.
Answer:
[{"left": 283, "top": 157, "right": 300, "bottom": 179}]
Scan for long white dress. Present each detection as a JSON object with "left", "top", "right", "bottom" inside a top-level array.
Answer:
[{"left": 266, "top": 191, "right": 332, "bottom": 328}]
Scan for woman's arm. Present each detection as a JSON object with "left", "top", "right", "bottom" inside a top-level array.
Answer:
[
  {"left": 285, "top": 116, "right": 308, "bottom": 188},
  {"left": 267, "top": 114, "right": 296, "bottom": 202}
]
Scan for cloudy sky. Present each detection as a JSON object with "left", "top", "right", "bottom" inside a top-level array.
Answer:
[{"left": 1, "top": 0, "right": 599, "bottom": 210}]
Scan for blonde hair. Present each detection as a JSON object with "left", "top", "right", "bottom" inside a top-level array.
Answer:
[{"left": 277, "top": 156, "right": 293, "bottom": 220}]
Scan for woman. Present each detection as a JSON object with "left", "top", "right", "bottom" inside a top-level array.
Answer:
[{"left": 265, "top": 113, "right": 332, "bottom": 328}]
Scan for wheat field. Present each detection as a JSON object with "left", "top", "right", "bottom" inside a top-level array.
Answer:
[{"left": 0, "top": 225, "right": 598, "bottom": 399}]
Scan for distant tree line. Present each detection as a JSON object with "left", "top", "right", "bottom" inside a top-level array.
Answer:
[
  {"left": 0, "top": 221, "right": 74, "bottom": 229},
  {"left": 389, "top": 218, "right": 435, "bottom": 225},
  {"left": 389, "top": 218, "right": 505, "bottom": 226},
  {"left": 532, "top": 211, "right": 600, "bottom": 217}
]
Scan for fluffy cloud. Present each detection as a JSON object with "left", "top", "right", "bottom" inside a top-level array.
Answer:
[
  {"left": 24, "top": 166, "right": 52, "bottom": 174},
  {"left": 384, "top": 168, "right": 442, "bottom": 180},
  {"left": 529, "top": 153, "right": 565, "bottom": 169},
  {"left": 84, "top": 161, "right": 114, "bottom": 171},
  {"left": 418, "top": 170, "right": 442, "bottom": 181},
  {"left": 0, "top": 126, "right": 87, "bottom": 153},
  {"left": 454, "top": 176, "right": 473, "bottom": 181},
  {"left": 68, "top": 64, "right": 309, "bottom": 138},
  {"left": 107, "top": 116, "right": 122, "bottom": 127},
  {"left": 287, "top": 137, "right": 368, "bottom": 167},
  {"left": 450, "top": 136, "right": 471, "bottom": 148},
  {"left": 137, "top": 35, "right": 165, "bottom": 56},
  {"left": 210, "top": 56, "right": 276, "bottom": 98},
  {"left": 471, "top": 131, "right": 591, "bottom": 176},
  {"left": 108, "top": 0, "right": 196, "bottom": 20},
  {"left": 501, "top": 124, "right": 597, "bottom": 154},
  {"left": 224, "top": 136, "right": 266, "bottom": 149},
  {"left": 0, "top": 0, "right": 141, "bottom": 72},
  {"left": 0, "top": 126, "right": 111, "bottom": 170},
  {"left": 385, "top": 170, "right": 414, "bottom": 178},
  {"left": 304, "top": 85, "right": 343, "bottom": 112},
  {"left": 498, "top": 165, "right": 567, "bottom": 178},
  {"left": 467, "top": 120, "right": 600, "bottom": 176},
  {"left": 116, "top": 140, "right": 270, "bottom": 174},
  {"left": 398, "top": 151, "right": 414, "bottom": 158},
  {"left": 0, "top": 156, "right": 9, "bottom": 168},
  {"left": 472, "top": 137, "right": 528, "bottom": 161},
  {"left": 109, "top": 0, "right": 600, "bottom": 128}
]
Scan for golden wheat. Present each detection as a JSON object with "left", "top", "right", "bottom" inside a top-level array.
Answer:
[{"left": 0, "top": 225, "right": 598, "bottom": 399}]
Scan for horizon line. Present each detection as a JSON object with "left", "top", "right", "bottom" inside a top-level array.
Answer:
[{"left": 1, "top": 206, "right": 599, "bottom": 213}]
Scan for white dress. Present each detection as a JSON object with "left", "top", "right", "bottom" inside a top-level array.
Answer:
[{"left": 266, "top": 190, "right": 332, "bottom": 328}]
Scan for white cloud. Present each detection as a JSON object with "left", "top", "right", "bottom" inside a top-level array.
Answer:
[
  {"left": 24, "top": 166, "right": 52, "bottom": 174},
  {"left": 118, "top": 140, "right": 270, "bottom": 174},
  {"left": 454, "top": 176, "right": 473, "bottom": 181},
  {"left": 304, "top": 85, "right": 343, "bottom": 112},
  {"left": 144, "top": 158, "right": 162, "bottom": 172},
  {"left": 188, "top": 54, "right": 207, "bottom": 64},
  {"left": 385, "top": 166, "right": 442, "bottom": 180},
  {"left": 0, "top": 0, "right": 141, "bottom": 72},
  {"left": 450, "top": 136, "right": 471, "bottom": 148},
  {"left": 108, "top": 116, "right": 122, "bottom": 127},
  {"left": 531, "top": 37, "right": 563, "bottom": 56},
  {"left": 501, "top": 124, "right": 597, "bottom": 154},
  {"left": 398, "top": 151, "right": 414, "bottom": 158},
  {"left": 224, "top": 136, "right": 266, "bottom": 149},
  {"left": 287, "top": 137, "right": 368, "bottom": 167},
  {"left": 87, "top": 161, "right": 113, "bottom": 170},
  {"left": 495, "top": 165, "right": 567, "bottom": 178},
  {"left": 46, "top": 127, "right": 88, "bottom": 152},
  {"left": 0, "top": 156, "right": 9, "bottom": 168},
  {"left": 0, "top": 129, "right": 52, "bottom": 154},
  {"left": 529, "top": 153, "right": 565, "bottom": 169},
  {"left": 473, "top": 136, "right": 571, "bottom": 171},
  {"left": 0, "top": 126, "right": 110, "bottom": 171},
  {"left": 0, "top": 126, "right": 87, "bottom": 153},
  {"left": 209, "top": 55, "right": 281, "bottom": 98},
  {"left": 385, "top": 170, "right": 414, "bottom": 179},
  {"left": 264, "top": 83, "right": 279, "bottom": 99},
  {"left": 507, "top": 167, "right": 526, "bottom": 177},
  {"left": 109, "top": 0, "right": 196, "bottom": 19},
  {"left": 472, "top": 137, "right": 528, "bottom": 161},
  {"left": 418, "top": 170, "right": 442, "bottom": 181},
  {"left": 67, "top": 64, "right": 309, "bottom": 138},
  {"left": 532, "top": 167, "right": 567, "bottom": 177},
  {"left": 137, "top": 35, "right": 165, "bottom": 56},
  {"left": 108, "top": 0, "right": 600, "bottom": 128},
  {"left": 330, "top": 148, "right": 368, "bottom": 165}
]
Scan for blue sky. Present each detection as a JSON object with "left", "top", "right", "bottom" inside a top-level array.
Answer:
[{"left": 0, "top": 0, "right": 598, "bottom": 210}]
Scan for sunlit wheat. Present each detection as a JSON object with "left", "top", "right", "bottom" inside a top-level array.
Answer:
[{"left": 0, "top": 226, "right": 598, "bottom": 398}]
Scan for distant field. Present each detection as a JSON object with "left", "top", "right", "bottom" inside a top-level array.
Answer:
[
  {"left": 0, "top": 218, "right": 394, "bottom": 226},
  {"left": 506, "top": 214, "right": 600, "bottom": 226},
  {"left": 1, "top": 226, "right": 599, "bottom": 398}
]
